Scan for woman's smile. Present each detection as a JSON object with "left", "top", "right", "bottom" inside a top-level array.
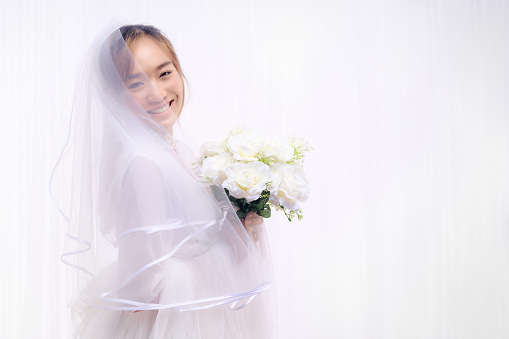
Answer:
[{"left": 147, "top": 102, "right": 170, "bottom": 115}]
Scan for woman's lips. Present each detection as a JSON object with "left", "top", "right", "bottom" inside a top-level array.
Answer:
[
  {"left": 147, "top": 102, "right": 170, "bottom": 115},
  {"left": 147, "top": 100, "right": 174, "bottom": 115}
]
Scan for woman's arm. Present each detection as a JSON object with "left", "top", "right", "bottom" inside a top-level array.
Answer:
[{"left": 115, "top": 155, "right": 173, "bottom": 306}]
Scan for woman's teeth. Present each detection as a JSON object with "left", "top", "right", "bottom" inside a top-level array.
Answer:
[{"left": 147, "top": 103, "right": 170, "bottom": 114}]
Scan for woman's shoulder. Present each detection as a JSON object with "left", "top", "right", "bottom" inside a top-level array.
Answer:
[
  {"left": 116, "top": 142, "right": 196, "bottom": 191},
  {"left": 121, "top": 152, "right": 167, "bottom": 182}
]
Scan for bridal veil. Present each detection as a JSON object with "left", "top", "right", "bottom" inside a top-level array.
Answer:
[{"left": 50, "top": 22, "right": 276, "bottom": 338}]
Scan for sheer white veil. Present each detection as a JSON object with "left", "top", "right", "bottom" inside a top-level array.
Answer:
[{"left": 50, "top": 22, "right": 272, "bottom": 313}]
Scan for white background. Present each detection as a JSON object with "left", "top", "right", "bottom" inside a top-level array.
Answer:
[{"left": 1, "top": 0, "right": 508, "bottom": 338}]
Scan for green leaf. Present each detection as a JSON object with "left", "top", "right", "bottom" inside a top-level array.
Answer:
[
  {"left": 236, "top": 209, "right": 248, "bottom": 219},
  {"left": 261, "top": 195, "right": 270, "bottom": 205},
  {"left": 249, "top": 200, "right": 264, "bottom": 211},
  {"left": 240, "top": 198, "right": 248, "bottom": 209},
  {"left": 258, "top": 207, "right": 271, "bottom": 218}
]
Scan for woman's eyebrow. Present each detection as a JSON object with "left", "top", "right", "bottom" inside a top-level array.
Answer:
[
  {"left": 156, "top": 61, "right": 172, "bottom": 71},
  {"left": 124, "top": 61, "right": 172, "bottom": 80},
  {"left": 124, "top": 73, "right": 142, "bottom": 81}
]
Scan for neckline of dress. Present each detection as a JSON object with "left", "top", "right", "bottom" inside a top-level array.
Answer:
[{"left": 155, "top": 131, "right": 176, "bottom": 151}]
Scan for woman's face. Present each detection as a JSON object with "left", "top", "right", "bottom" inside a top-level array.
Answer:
[{"left": 123, "top": 36, "right": 184, "bottom": 132}]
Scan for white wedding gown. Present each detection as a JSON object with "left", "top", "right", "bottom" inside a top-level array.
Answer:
[{"left": 71, "top": 142, "right": 277, "bottom": 339}]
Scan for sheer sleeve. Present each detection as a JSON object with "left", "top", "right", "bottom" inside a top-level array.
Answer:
[
  {"left": 90, "top": 150, "right": 271, "bottom": 311},
  {"left": 115, "top": 154, "right": 173, "bottom": 305}
]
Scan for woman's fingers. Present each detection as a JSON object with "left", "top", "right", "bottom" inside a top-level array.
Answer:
[
  {"left": 240, "top": 212, "right": 264, "bottom": 243},
  {"left": 245, "top": 225, "right": 259, "bottom": 243},
  {"left": 245, "top": 212, "right": 264, "bottom": 225}
]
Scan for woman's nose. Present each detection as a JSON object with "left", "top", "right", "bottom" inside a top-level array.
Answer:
[
  {"left": 145, "top": 91, "right": 161, "bottom": 104},
  {"left": 146, "top": 83, "right": 166, "bottom": 104}
]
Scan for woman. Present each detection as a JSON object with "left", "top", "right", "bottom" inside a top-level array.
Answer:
[{"left": 54, "top": 23, "right": 276, "bottom": 338}]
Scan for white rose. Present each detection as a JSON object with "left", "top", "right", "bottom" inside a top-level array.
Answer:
[
  {"left": 222, "top": 161, "right": 271, "bottom": 201},
  {"left": 261, "top": 137, "right": 294, "bottom": 163},
  {"left": 227, "top": 133, "right": 262, "bottom": 162},
  {"left": 199, "top": 141, "right": 226, "bottom": 158},
  {"left": 201, "top": 152, "right": 234, "bottom": 185},
  {"left": 269, "top": 163, "right": 309, "bottom": 211}
]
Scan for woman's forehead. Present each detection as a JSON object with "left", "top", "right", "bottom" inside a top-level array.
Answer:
[{"left": 130, "top": 36, "right": 173, "bottom": 73}]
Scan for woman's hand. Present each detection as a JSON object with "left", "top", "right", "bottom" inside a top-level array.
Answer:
[{"left": 241, "top": 211, "right": 264, "bottom": 243}]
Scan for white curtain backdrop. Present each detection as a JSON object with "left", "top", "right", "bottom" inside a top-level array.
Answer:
[{"left": 1, "top": 0, "right": 508, "bottom": 338}]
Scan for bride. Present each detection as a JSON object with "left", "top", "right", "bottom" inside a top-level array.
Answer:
[{"left": 54, "top": 23, "right": 276, "bottom": 338}]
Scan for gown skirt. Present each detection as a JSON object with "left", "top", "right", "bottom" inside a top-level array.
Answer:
[{"left": 72, "top": 224, "right": 277, "bottom": 339}]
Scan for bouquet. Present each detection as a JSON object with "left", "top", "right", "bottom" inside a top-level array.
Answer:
[{"left": 197, "top": 128, "right": 312, "bottom": 221}]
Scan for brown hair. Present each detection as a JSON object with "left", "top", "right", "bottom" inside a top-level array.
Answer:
[{"left": 110, "top": 24, "right": 188, "bottom": 110}]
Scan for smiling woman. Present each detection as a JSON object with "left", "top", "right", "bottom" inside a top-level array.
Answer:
[
  {"left": 113, "top": 25, "right": 186, "bottom": 131},
  {"left": 52, "top": 23, "right": 277, "bottom": 339}
]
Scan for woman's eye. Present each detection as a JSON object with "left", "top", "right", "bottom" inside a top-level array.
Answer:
[
  {"left": 160, "top": 71, "right": 172, "bottom": 78},
  {"left": 128, "top": 82, "right": 144, "bottom": 90}
]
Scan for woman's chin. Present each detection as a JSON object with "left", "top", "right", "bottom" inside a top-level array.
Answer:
[{"left": 152, "top": 108, "right": 178, "bottom": 132}]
